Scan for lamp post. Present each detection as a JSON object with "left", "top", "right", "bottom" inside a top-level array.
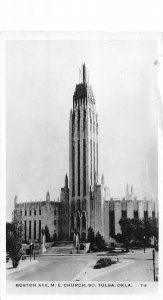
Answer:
[{"left": 143, "top": 236, "right": 146, "bottom": 253}]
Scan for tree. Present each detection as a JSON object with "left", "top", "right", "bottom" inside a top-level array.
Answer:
[
  {"left": 94, "top": 232, "right": 106, "bottom": 251},
  {"left": 44, "top": 225, "right": 51, "bottom": 242},
  {"left": 6, "top": 210, "right": 23, "bottom": 268},
  {"left": 87, "top": 227, "right": 95, "bottom": 250},
  {"left": 117, "top": 218, "right": 136, "bottom": 250},
  {"left": 143, "top": 217, "right": 158, "bottom": 243},
  {"left": 115, "top": 217, "right": 158, "bottom": 250},
  {"left": 53, "top": 232, "right": 57, "bottom": 242}
]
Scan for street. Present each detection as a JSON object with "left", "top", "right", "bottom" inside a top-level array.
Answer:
[{"left": 6, "top": 249, "right": 158, "bottom": 282}]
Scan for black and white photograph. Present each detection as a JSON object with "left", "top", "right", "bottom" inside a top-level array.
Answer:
[{"left": 2, "top": 33, "right": 162, "bottom": 295}]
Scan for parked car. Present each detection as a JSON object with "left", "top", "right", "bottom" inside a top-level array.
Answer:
[{"left": 111, "top": 247, "right": 128, "bottom": 253}]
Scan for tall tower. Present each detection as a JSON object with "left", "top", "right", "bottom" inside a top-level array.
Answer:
[{"left": 69, "top": 63, "right": 99, "bottom": 240}]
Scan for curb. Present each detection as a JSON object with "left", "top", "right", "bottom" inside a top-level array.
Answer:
[{"left": 6, "top": 259, "right": 38, "bottom": 275}]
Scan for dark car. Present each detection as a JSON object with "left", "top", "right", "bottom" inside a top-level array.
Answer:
[{"left": 112, "top": 247, "right": 128, "bottom": 253}]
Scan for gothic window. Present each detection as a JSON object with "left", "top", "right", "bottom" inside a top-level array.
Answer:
[
  {"left": 96, "top": 122, "right": 98, "bottom": 134},
  {"left": 83, "top": 139, "right": 86, "bottom": 195},
  {"left": 72, "top": 141, "right": 75, "bottom": 197},
  {"left": 122, "top": 210, "right": 127, "bottom": 218},
  {"left": 96, "top": 143, "right": 98, "bottom": 180},
  {"left": 90, "top": 139, "right": 92, "bottom": 184},
  {"left": 144, "top": 211, "right": 148, "bottom": 218},
  {"left": 83, "top": 110, "right": 86, "bottom": 130},
  {"left": 39, "top": 220, "right": 41, "bottom": 240},
  {"left": 71, "top": 199, "right": 75, "bottom": 211},
  {"left": 90, "top": 191, "right": 93, "bottom": 210},
  {"left": 82, "top": 199, "right": 86, "bottom": 210},
  {"left": 90, "top": 118, "right": 92, "bottom": 131},
  {"left": 93, "top": 141, "right": 95, "bottom": 182},
  {"left": 134, "top": 210, "right": 138, "bottom": 218},
  {"left": 78, "top": 140, "right": 80, "bottom": 196},
  {"left": 77, "top": 199, "right": 80, "bottom": 210},
  {"left": 34, "top": 220, "right": 36, "bottom": 239},
  {"left": 78, "top": 109, "right": 80, "bottom": 132},
  {"left": 76, "top": 212, "right": 80, "bottom": 231},
  {"left": 71, "top": 213, "right": 74, "bottom": 230},
  {"left": 81, "top": 232, "right": 86, "bottom": 242},
  {"left": 24, "top": 220, "right": 27, "bottom": 241},
  {"left": 29, "top": 221, "right": 31, "bottom": 239},
  {"left": 82, "top": 212, "right": 86, "bottom": 230}
]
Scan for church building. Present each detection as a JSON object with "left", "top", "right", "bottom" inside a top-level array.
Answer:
[{"left": 14, "top": 63, "right": 157, "bottom": 245}]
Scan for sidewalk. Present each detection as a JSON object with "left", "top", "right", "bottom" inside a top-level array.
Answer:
[{"left": 6, "top": 257, "right": 38, "bottom": 275}]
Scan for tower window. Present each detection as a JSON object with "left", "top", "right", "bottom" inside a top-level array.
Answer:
[
  {"left": 78, "top": 110, "right": 80, "bottom": 132},
  {"left": 83, "top": 109, "right": 86, "bottom": 130},
  {"left": 90, "top": 118, "right": 92, "bottom": 131},
  {"left": 72, "top": 141, "right": 75, "bottom": 197},
  {"left": 90, "top": 139, "right": 92, "bottom": 184},
  {"left": 29, "top": 210, "right": 31, "bottom": 216},
  {"left": 34, "top": 210, "right": 36, "bottom": 216},
  {"left": 96, "top": 143, "right": 98, "bottom": 181},
  {"left": 39, "top": 209, "right": 41, "bottom": 215},
  {"left": 78, "top": 140, "right": 80, "bottom": 196},
  {"left": 96, "top": 122, "right": 98, "bottom": 134},
  {"left": 83, "top": 139, "right": 86, "bottom": 196},
  {"left": 25, "top": 210, "right": 27, "bottom": 216}
]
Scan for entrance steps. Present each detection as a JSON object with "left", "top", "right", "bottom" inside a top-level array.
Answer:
[{"left": 46, "top": 241, "right": 73, "bottom": 254}]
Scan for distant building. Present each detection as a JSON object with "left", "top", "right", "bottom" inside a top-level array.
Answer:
[{"left": 14, "top": 64, "right": 158, "bottom": 244}]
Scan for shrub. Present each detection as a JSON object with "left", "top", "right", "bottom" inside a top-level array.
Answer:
[
  {"left": 94, "top": 263, "right": 102, "bottom": 269},
  {"left": 94, "top": 258, "right": 116, "bottom": 269}
]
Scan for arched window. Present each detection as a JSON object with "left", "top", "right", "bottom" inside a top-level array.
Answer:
[
  {"left": 82, "top": 212, "right": 86, "bottom": 230},
  {"left": 81, "top": 232, "right": 86, "bottom": 241},
  {"left": 76, "top": 212, "right": 80, "bottom": 231},
  {"left": 71, "top": 213, "right": 74, "bottom": 230}
]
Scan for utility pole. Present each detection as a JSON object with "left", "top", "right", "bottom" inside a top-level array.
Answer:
[{"left": 152, "top": 249, "right": 156, "bottom": 281}]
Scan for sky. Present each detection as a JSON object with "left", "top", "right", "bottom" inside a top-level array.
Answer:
[{"left": 6, "top": 38, "right": 158, "bottom": 221}]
